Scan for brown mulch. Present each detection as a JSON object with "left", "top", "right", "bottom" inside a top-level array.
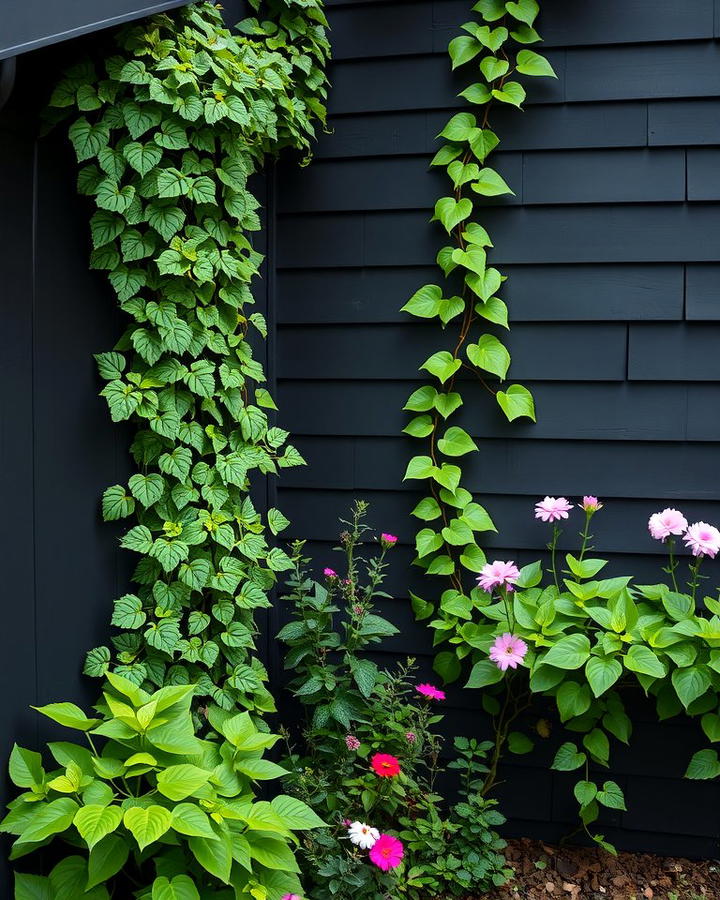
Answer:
[{"left": 483, "top": 838, "right": 720, "bottom": 900}]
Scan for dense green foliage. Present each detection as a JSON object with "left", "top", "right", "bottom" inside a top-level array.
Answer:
[
  {"left": 278, "top": 504, "right": 510, "bottom": 898},
  {"left": 401, "top": 0, "right": 553, "bottom": 679},
  {"left": 46, "top": 0, "right": 329, "bottom": 716},
  {"left": 2, "top": 2, "right": 331, "bottom": 896},
  {"left": 2, "top": 674, "right": 324, "bottom": 898}
]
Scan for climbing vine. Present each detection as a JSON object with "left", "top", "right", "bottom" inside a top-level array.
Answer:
[
  {"left": 401, "top": 0, "right": 554, "bottom": 680},
  {"left": 48, "top": 0, "right": 330, "bottom": 715}
]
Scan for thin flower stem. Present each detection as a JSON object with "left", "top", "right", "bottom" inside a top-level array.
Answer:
[
  {"left": 578, "top": 511, "right": 593, "bottom": 561},
  {"left": 666, "top": 536, "right": 679, "bottom": 592},
  {"left": 549, "top": 525, "right": 561, "bottom": 590},
  {"left": 688, "top": 555, "right": 704, "bottom": 604}
]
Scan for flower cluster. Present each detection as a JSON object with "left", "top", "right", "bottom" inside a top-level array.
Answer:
[
  {"left": 648, "top": 507, "right": 720, "bottom": 559},
  {"left": 347, "top": 821, "right": 404, "bottom": 871}
]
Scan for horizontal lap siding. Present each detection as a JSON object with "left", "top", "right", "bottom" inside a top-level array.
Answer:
[{"left": 274, "top": 0, "right": 720, "bottom": 850}]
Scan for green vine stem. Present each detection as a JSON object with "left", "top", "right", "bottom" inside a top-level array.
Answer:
[
  {"left": 48, "top": 0, "right": 330, "bottom": 717},
  {"left": 401, "top": 0, "right": 555, "bottom": 681}
]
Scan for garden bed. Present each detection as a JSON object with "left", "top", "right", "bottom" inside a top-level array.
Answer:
[{"left": 485, "top": 839, "right": 720, "bottom": 899}]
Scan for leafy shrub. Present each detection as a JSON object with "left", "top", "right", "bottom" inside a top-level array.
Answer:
[
  {"left": 1, "top": 673, "right": 325, "bottom": 898},
  {"left": 277, "top": 502, "right": 511, "bottom": 898},
  {"left": 465, "top": 496, "right": 720, "bottom": 851}
]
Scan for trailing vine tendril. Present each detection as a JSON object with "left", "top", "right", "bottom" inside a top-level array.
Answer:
[{"left": 401, "top": 0, "right": 555, "bottom": 682}]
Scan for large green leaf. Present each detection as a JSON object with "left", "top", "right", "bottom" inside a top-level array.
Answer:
[
  {"left": 87, "top": 834, "right": 129, "bottom": 889},
  {"left": 74, "top": 805, "right": 123, "bottom": 850},
  {"left": 123, "top": 805, "right": 172, "bottom": 850},
  {"left": 541, "top": 634, "right": 591, "bottom": 671},
  {"left": 156, "top": 764, "right": 211, "bottom": 801}
]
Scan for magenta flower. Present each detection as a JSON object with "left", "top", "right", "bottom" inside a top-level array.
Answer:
[
  {"left": 405, "top": 731, "right": 416, "bottom": 743},
  {"left": 381, "top": 532, "right": 398, "bottom": 547},
  {"left": 684, "top": 522, "right": 720, "bottom": 559},
  {"left": 281, "top": 895, "right": 302, "bottom": 900},
  {"left": 345, "top": 734, "right": 360, "bottom": 750},
  {"left": 477, "top": 560, "right": 521, "bottom": 594},
  {"left": 415, "top": 683, "right": 446, "bottom": 701},
  {"left": 580, "top": 496, "right": 602, "bottom": 512},
  {"left": 323, "top": 567, "right": 337, "bottom": 577},
  {"left": 648, "top": 508, "right": 688, "bottom": 542},
  {"left": 489, "top": 633, "right": 528, "bottom": 671},
  {"left": 535, "top": 496, "right": 573, "bottom": 523},
  {"left": 369, "top": 834, "right": 404, "bottom": 871}
]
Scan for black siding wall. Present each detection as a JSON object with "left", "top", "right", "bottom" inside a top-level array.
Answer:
[{"left": 274, "top": 0, "right": 720, "bottom": 854}]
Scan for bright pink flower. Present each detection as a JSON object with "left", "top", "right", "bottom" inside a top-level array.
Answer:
[
  {"left": 648, "top": 508, "right": 688, "bottom": 542},
  {"left": 580, "top": 496, "right": 602, "bottom": 512},
  {"left": 405, "top": 731, "right": 416, "bottom": 743},
  {"left": 535, "top": 496, "right": 573, "bottom": 523},
  {"left": 684, "top": 522, "right": 720, "bottom": 558},
  {"left": 489, "top": 633, "right": 528, "bottom": 671},
  {"left": 281, "top": 895, "right": 302, "bottom": 900},
  {"left": 381, "top": 533, "right": 398, "bottom": 547},
  {"left": 370, "top": 753, "right": 401, "bottom": 777},
  {"left": 477, "top": 560, "right": 520, "bottom": 593},
  {"left": 415, "top": 683, "right": 445, "bottom": 701},
  {"left": 323, "top": 567, "right": 337, "bottom": 577},
  {"left": 345, "top": 734, "right": 360, "bottom": 750},
  {"left": 369, "top": 834, "right": 404, "bottom": 871}
]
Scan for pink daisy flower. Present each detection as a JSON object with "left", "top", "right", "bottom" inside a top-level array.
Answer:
[
  {"left": 580, "top": 496, "right": 602, "bottom": 512},
  {"left": 370, "top": 753, "right": 401, "bottom": 777},
  {"left": 535, "top": 496, "right": 573, "bottom": 523},
  {"left": 489, "top": 633, "right": 528, "bottom": 671},
  {"left": 369, "top": 834, "right": 404, "bottom": 871},
  {"left": 415, "top": 683, "right": 446, "bottom": 701},
  {"left": 648, "top": 508, "right": 688, "bottom": 542},
  {"left": 684, "top": 521, "right": 720, "bottom": 558},
  {"left": 381, "top": 533, "right": 398, "bottom": 546},
  {"left": 477, "top": 560, "right": 521, "bottom": 593}
]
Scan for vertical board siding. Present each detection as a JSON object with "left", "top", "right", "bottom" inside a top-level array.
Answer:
[{"left": 274, "top": 0, "right": 720, "bottom": 850}]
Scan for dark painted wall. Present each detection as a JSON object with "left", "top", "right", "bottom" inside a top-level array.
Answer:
[
  {"left": 2, "top": 0, "right": 720, "bottom": 873},
  {"left": 274, "top": 0, "right": 720, "bottom": 855}
]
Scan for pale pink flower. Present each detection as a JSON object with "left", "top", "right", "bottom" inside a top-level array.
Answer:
[
  {"left": 348, "top": 821, "right": 380, "bottom": 850},
  {"left": 369, "top": 834, "right": 404, "bottom": 871},
  {"left": 477, "top": 560, "right": 520, "bottom": 593},
  {"left": 415, "top": 683, "right": 445, "bottom": 701},
  {"left": 489, "top": 633, "right": 528, "bottom": 671},
  {"left": 405, "top": 731, "right": 416, "bottom": 743},
  {"left": 345, "top": 734, "right": 360, "bottom": 750},
  {"left": 535, "top": 496, "right": 573, "bottom": 523},
  {"left": 684, "top": 522, "right": 720, "bottom": 558},
  {"left": 323, "top": 567, "right": 337, "bottom": 577},
  {"left": 381, "top": 533, "right": 398, "bottom": 547},
  {"left": 648, "top": 508, "right": 688, "bottom": 542},
  {"left": 580, "top": 496, "right": 602, "bottom": 512}
]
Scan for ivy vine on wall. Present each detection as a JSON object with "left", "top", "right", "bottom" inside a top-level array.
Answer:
[
  {"left": 48, "top": 0, "right": 330, "bottom": 716},
  {"left": 401, "top": 0, "right": 555, "bottom": 682}
]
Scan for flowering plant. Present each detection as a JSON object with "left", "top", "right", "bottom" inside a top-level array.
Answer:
[
  {"left": 277, "top": 503, "right": 509, "bottom": 898},
  {"left": 461, "top": 495, "right": 720, "bottom": 853}
]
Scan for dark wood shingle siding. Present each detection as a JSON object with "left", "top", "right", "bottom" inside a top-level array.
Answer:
[{"left": 274, "top": 0, "right": 720, "bottom": 849}]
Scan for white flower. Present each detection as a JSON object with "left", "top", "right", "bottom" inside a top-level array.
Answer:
[{"left": 347, "top": 821, "right": 379, "bottom": 850}]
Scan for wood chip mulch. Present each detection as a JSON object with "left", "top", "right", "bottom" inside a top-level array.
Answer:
[{"left": 482, "top": 838, "right": 720, "bottom": 900}]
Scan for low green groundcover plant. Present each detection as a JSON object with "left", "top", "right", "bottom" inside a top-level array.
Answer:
[
  {"left": 459, "top": 496, "right": 720, "bottom": 852},
  {"left": 277, "top": 503, "right": 511, "bottom": 899},
  {"left": 1, "top": 673, "right": 325, "bottom": 898}
]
